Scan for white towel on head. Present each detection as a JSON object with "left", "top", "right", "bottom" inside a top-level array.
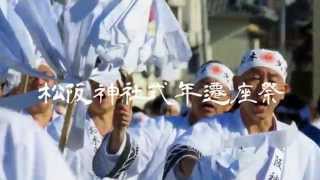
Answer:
[
  {"left": 238, "top": 49, "right": 288, "bottom": 81},
  {"left": 195, "top": 62, "right": 234, "bottom": 91}
]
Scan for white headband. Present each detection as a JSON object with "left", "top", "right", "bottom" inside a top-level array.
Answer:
[
  {"left": 238, "top": 49, "right": 288, "bottom": 81},
  {"left": 195, "top": 62, "right": 234, "bottom": 91}
]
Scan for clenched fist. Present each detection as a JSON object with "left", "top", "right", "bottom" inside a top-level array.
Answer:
[{"left": 108, "top": 100, "right": 133, "bottom": 154}]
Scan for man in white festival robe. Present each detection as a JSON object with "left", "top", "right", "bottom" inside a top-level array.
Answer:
[
  {"left": 164, "top": 49, "right": 320, "bottom": 180},
  {"left": 93, "top": 61, "right": 235, "bottom": 180},
  {"left": 0, "top": 107, "right": 75, "bottom": 180}
]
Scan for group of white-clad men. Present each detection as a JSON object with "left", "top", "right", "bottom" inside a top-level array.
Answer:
[
  {"left": 1, "top": 48, "right": 320, "bottom": 180},
  {"left": 0, "top": 0, "right": 319, "bottom": 179}
]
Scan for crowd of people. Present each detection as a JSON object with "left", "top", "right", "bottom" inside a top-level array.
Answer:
[
  {"left": 1, "top": 48, "right": 320, "bottom": 180},
  {"left": 0, "top": 0, "right": 320, "bottom": 180}
]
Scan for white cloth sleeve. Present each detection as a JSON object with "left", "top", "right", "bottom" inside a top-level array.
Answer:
[
  {"left": 163, "top": 119, "right": 223, "bottom": 179},
  {"left": 0, "top": 107, "right": 76, "bottom": 180},
  {"left": 93, "top": 132, "right": 130, "bottom": 178},
  {"left": 303, "top": 142, "right": 320, "bottom": 180},
  {"left": 93, "top": 116, "right": 166, "bottom": 179},
  {"left": 190, "top": 156, "right": 219, "bottom": 180}
]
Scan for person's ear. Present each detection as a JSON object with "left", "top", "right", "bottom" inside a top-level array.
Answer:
[
  {"left": 284, "top": 83, "right": 290, "bottom": 94},
  {"left": 278, "top": 83, "right": 290, "bottom": 101}
]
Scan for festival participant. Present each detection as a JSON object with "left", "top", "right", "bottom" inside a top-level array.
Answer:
[
  {"left": 164, "top": 49, "right": 320, "bottom": 180},
  {"left": 65, "top": 67, "right": 133, "bottom": 180},
  {"left": 92, "top": 61, "right": 234, "bottom": 180},
  {"left": 19, "top": 63, "right": 64, "bottom": 143},
  {"left": 0, "top": 107, "right": 75, "bottom": 180}
]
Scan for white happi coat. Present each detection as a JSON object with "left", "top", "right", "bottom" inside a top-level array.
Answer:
[
  {"left": 65, "top": 114, "right": 110, "bottom": 180},
  {"left": 0, "top": 107, "right": 75, "bottom": 180},
  {"left": 93, "top": 114, "right": 193, "bottom": 180},
  {"left": 65, "top": 113, "right": 137, "bottom": 180},
  {"left": 165, "top": 109, "right": 320, "bottom": 180},
  {"left": 21, "top": 110, "right": 65, "bottom": 145}
]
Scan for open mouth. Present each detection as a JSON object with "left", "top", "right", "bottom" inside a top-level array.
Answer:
[
  {"left": 254, "top": 100, "right": 269, "bottom": 113},
  {"left": 256, "top": 100, "right": 268, "bottom": 106},
  {"left": 101, "top": 93, "right": 107, "bottom": 100},
  {"left": 202, "top": 102, "right": 215, "bottom": 109}
]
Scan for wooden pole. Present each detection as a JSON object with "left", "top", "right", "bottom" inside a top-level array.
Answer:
[
  {"left": 21, "top": 75, "right": 30, "bottom": 94},
  {"left": 59, "top": 85, "right": 76, "bottom": 153}
]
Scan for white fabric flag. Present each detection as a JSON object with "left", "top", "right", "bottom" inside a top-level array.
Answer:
[
  {"left": 0, "top": 0, "right": 65, "bottom": 110},
  {"left": 14, "top": 0, "right": 68, "bottom": 78},
  {"left": 0, "top": 7, "right": 47, "bottom": 79},
  {"left": 92, "top": 0, "right": 153, "bottom": 73},
  {"left": 0, "top": 0, "right": 8, "bottom": 18},
  {"left": 147, "top": 0, "right": 191, "bottom": 81},
  {"left": 149, "top": 0, "right": 191, "bottom": 66},
  {"left": 51, "top": 1, "right": 64, "bottom": 23},
  {"left": 63, "top": 0, "right": 124, "bottom": 151},
  {"left": 63, "top": 0, "right": 124, "bottom": 83}
]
